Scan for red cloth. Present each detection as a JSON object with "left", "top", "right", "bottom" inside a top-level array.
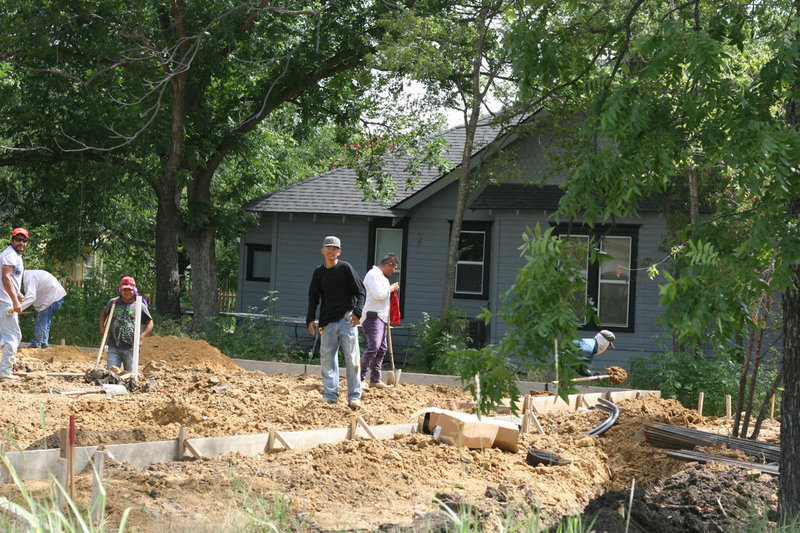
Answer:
[{"left": 390, "top": 291, "right": 401, "bottom": 325}]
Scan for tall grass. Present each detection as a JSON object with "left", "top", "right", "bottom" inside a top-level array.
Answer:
[{"left": 0, "top": 453, "right": 131, "bottom": 532}]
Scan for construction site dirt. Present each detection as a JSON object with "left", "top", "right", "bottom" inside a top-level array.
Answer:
[{"left": 0, "top": 335, "right": 780, "bottom": 532}]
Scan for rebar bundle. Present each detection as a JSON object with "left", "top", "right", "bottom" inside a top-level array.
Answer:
[{"left": 644, "top": 422, "right": 780, "bottom": 463}]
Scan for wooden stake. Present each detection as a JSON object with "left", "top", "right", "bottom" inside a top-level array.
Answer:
[
  {"left": 356, "top": 417, "right": 378, "bottom": 440},
  {"left": 575, "top": 394, "right": 583, "bottom": 411},
  {"left": 347, "top": 416, "right": 358, "bottom": 440},
  {"left": 725, "top": 395, "right": 731, "bottom": 419},
  {"left": 266, "top": 430, "right": 293, "bottom": 451},
  {"left": 184, "top": 440, "right": 202, "bottom": 459},
  {"left": 770, "top": 394, "right": 776, "bottom": 419},
  {"left": 90, "top": 451, "right": 106, "bottom": 523},
  {"left": 178, "top": 427, "right": 186, "bottom": 459},
  {"left": 59, "top": 426, "right": 74, "bottom": 500},
  {"left": 274, "top": 431, "right": 293, "bottom": 450},
  {"left": 697, "top": 392, "right": 704, "bottom": 417},
  {"left": 529, "top": 411, "right": 546, "bottom": 435},
  {"left": 521, "top": 397, "right": 531, "bottom": 433}
]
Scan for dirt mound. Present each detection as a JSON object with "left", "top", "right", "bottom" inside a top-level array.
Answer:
[{"left": 16, "top": 334, "right": 241, "bottom": 372}]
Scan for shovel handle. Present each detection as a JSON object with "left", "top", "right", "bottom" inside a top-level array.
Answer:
[
  {"left": 551, "top": 374, "right": 611, "bottom": 384},
  {"left": 94, "top": 300, "right": 116, "bottom": 370},
  {"left": 60, "top": 388, "right": 104, "bottom": 396}
]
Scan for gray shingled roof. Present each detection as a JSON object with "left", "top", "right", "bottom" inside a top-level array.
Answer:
[{"left": 243, "top": 118, "right": 504, "bottom": 216}]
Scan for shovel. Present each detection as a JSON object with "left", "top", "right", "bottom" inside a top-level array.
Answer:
[
  {"left": 52, "top": 384, "right": 128, "bottom": 397},
  {"left": 92, "top": 300, "right": 116, "bottom": 371},
  {"left": 384, "top": 324, "right": 402, "bottom": 386}
]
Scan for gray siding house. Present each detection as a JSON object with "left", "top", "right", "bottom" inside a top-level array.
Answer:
[{"left": 238, "top": 119, "right": 671, "bottom": 369}]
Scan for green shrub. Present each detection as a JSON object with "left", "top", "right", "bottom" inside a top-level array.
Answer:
[
  {"left": 408, "top": 310, "right": 471, "bottom": 374},
  {"left": 628, "top": 346, "right": 779, "bottom": 418},
  {"left": 157, "top": 293, "right": 292, "bottom": 362}
]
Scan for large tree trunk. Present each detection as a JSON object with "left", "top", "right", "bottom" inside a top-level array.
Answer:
[
  {"left": 182, "top": 226, "right": 219, "bottom": 327},
  {"left": 780, "top": 199, "right": 800, "bottom": 519},
  {"left": 155, "top": 201, "right": 181, "bottom": 317},
  {"left": 780, "top": 87, "right": 800, "bottom": 520}
]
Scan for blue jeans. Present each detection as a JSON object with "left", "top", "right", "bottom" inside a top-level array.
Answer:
[
  {"left": 0, "top": 303, "right": 21, "bottom": 376},
  {"left": 107, "top": 346, "right": 134, "bottom": 372},
  {"left": 30, "top": 298, "right": 64, "bottom": 348},
  {"left": 319, "top": 315, "right": 361, "bottom": 402}
]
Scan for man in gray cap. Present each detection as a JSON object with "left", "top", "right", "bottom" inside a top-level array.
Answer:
[
  {"left": 573, "top": 330, "right": 615, "bottom": 376},
  {"left": 306, "top": 236, "right": 366, "bottom": 408}
]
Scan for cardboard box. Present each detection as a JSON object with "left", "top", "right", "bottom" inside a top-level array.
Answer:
[{"left": 423, "top": 408, "right": 519, "bottom": 452}]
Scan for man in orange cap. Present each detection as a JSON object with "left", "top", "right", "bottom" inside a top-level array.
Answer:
[
  {"left": 99, "top": 276, "right": 154, "bottom": 371},
  {"left": 0, "top": 227, "right": 29, "bottom": 381}
]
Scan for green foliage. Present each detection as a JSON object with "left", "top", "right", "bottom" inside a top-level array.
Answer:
[
  {"left": 408, "top": 310, "right": 471, "bottom": 375},
  {"left": 230, "top": 476, "right": 304, "bottom": 533},
  {"left": 458, "top": 346, "right": 521, "bottom": 416},
  {"left": 628, "top": 347, "right": 779, "bottom": 418},
  {"left": 157, "top": 294, "right": 291, "bottom": 362},
  {"left": 476, "top": 224, "right": 594, "bottom": 407}
]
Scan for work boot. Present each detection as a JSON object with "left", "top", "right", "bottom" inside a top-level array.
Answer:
[
  {"left": 316, "top": 396, "right": 336, "bottom": 404},
  {"left": 0, "top": 374, "right": 20, "bottom": 382},
  {"left": 360, "top": 381, "right": 369, "bottom": 390},
  {"left": 348, "top": 399, "right": 361, "bottom": 409},
  {"left": 370, "top": 381, "right": 388, "bottom": 389}
]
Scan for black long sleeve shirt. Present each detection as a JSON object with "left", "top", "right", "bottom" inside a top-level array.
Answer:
[{"left": 306, "top": 261, "right": 366, "bottom": 328}]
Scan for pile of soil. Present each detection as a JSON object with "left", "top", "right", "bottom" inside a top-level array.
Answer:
[{"left": 0, "top": 335, "right": 781, "bottom": 532}]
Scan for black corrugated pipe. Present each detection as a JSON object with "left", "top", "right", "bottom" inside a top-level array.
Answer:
[{"left": 586, "top": 398, "right": 619, "bottom": 436}]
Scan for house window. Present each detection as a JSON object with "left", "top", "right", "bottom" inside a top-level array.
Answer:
[
  {"left": 455, "top": 222, "right": 491, "bottom": 299},
  {"left": 246, "top": 244, "right": 271, "bottom": 282},
  {"left": 558, "top": 226, "right": 637, "bottom": 330},
  {"left": 374, "top": 227, "right": 402, "bottom": 284}
]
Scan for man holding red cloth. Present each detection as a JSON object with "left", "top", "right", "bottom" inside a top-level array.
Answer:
[{"left": 359, "top": 253, "right": 400, "bottom": 389}]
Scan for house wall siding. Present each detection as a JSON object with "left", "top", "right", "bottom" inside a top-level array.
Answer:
[
  {"left": 239, "top": 213, "right": 371, "bottom": 318},
  {"left": 485, "top": 210, "right": 671, "bottom": 367}
]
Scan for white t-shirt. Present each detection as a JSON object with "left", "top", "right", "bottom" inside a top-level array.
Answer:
[
  {"left": 0, "top": 245, "right": 24, "bottom": 306},
  {"left": 21, "top": 270, "right": 67, "bottom": 312},
  {"left": 361, "top": 265, "right": 391, "bottom": 324}
]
